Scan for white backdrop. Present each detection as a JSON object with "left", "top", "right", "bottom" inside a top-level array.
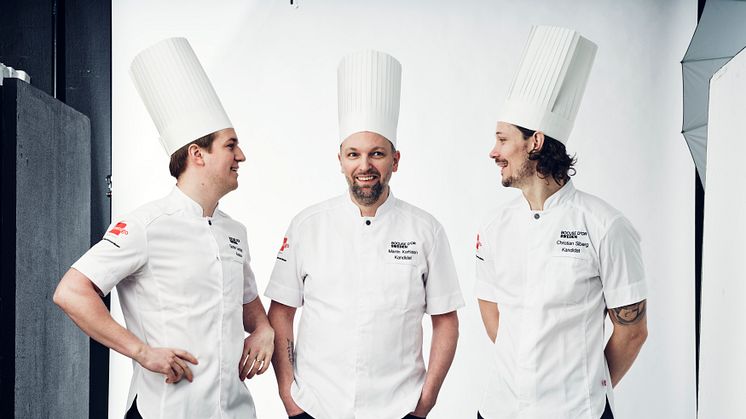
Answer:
[
  {"left": 111, "top": 1, "right": 696, "bottom": 418},
  {"left": 698, "top": 47, "right": 746, "bottom": 419}
]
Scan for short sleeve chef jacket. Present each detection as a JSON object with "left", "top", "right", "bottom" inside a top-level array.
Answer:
[
  {"left": 72, "top": 187, "right": 259, "bottom": 419},
  {"left": 265, "top": 192, "right": 464, "bottom": 419},
  {"left": 475, "top": 181, "right": 646, "bottom": 419}
]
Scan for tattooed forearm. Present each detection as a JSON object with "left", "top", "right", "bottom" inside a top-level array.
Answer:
[
  {"left": 286, "top": 338, "right": 295, "bottom": 365},
  {"left": 610, "top": 300, "right": 647, "bottom": 325}
]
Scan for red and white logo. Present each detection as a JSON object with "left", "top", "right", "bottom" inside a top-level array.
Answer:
[
  {"left": 108, "top": 222, "right": 128, "bottom": 236},
  {"left": 475, "top": 234, "right": 482, "bottom": 250},
  {"left": 279, "top": 237, "right": 289, "bottom": 252}
]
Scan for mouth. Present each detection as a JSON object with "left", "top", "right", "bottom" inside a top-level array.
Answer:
[
  {"left": 495, "top": 160, "right": 508, "bottom": 174},
  {"left": 230, "top": 166, "right": 239, "bottom": 175},
  {"left": 354, "top": 172, "right": 380, "bottom": 185}
]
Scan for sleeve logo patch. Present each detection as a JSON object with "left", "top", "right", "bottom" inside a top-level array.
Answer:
[
  {"left": 476, "top": 234, "right": 482, "bottom": 250},
  {"left": 279, "top": 237, "right": 289, "bottom": 252},
  {"left": 108, "top": 222, "right": 128, "bottom": 236},
  {"left": 276, "top": 237, "right": 290, "bottom": 262}
]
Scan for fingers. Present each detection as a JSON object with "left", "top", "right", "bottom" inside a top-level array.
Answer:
[
  {"left": 162, "top": 348, "right": 197, "bottom": 384},
  {"left": 246, "top": 356, "right": 263, "bottom": 379},
  {"left": 257, "top": 354, "right": 270, "bottom": 375},
  {"left": 165, "top": 363, "right": 180, "bottom": 384},
  {"left": 174, "top": 349, "right": 199, "bottom": 365},
  {"left": 173, "top": 357, "right": 193, "bottom": 382},
  {"left": 239, "top": 359, "right": 251, "bottom": 381},
  {"left": 238, "top": 348, "right": 268, "bottom": 380},
  {"left": 247, "top": 350, "right": 269, "bottom": 379},
  {"left": 239, "top": 349, "right": 253, "bottom": 381}
]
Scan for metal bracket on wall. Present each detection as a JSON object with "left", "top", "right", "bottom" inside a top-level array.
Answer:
[
  {"left": 0, "top": 63, "right": 31, "bottom": 86},
  {"left": 106, "top": 175, "right": 112, "bottom": 198}
]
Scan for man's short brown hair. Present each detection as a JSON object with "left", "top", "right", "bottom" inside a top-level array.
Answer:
[{"left": 168, "top": 133, "right": 216, "bottom": 178}]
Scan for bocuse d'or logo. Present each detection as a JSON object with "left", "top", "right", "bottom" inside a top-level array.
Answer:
[
  {"left": 276, "top": 237, "right": 290, "bottom": 262},
  {"left": 108, "top": 222, "right": 128, "bottom": 236}
]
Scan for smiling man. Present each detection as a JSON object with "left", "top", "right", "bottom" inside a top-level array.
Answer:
[
  {"left": 265, "top": 50, "right": 464, "bottom": 419},
  {"left": 475, "top": 26, "right": 648, "bottom": 419},
  {"left": 53, "top": 38, "right": 273, "bottom": 419}
]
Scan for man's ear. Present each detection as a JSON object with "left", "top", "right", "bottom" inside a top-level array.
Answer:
[
  {"left": 392, "top": 150, "right": 400, "bottom": 173},
  {"left": 188, "top": 143, "right": 206, "bottom": 167},
  {"left": 531, "top": 131, "right": 546, "bottom": 153}
]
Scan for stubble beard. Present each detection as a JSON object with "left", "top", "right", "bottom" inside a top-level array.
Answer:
[{"left": 502, "top": 158, "right": 536, "bottom": 188}]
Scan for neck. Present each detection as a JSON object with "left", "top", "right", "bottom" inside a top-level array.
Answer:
[
  {"left": 351, "top": 186, "right": 390, "bottom": 217},
  {"left": 518, "top": 176, "right": 565, "bottom": 211},
  {"left": 176, "top": 174, "right": 223, "bottom": 217}
]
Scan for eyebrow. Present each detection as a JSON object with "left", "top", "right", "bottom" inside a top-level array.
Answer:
[{"left": 343, "top": 146, "right": 387, "bottom": 152}]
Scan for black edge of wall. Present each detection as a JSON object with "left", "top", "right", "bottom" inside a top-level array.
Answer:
[
  {"left": 0, "top": 79, "right": 19, "bottom": 419},
  {"left": 63, "top": 1, "right": 113, "bottom": 418},
  {"left": 695, "top": 0, "right": 706, "bottom": 412},
  {"left": 53, "top": 0, "right": 66, "bottom": 101}
]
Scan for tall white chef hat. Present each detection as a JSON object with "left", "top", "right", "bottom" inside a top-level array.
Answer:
[
  {"left": 499, "top": 26, "right": 597, "bottom": 144},
  {"left": 130, "top": 37, "right": 232, "bottom": 156},
  {"left": 338, "top": 50, "right": 402, "bottom": 147}
]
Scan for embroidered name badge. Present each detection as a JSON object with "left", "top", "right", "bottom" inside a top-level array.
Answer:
[
  {"left": 228, "top": 236, "right": 243, "bottom": 258},
  {"left": 554, "top": 229, "right": 590, "bottom": 256},
  {"left": 387, "top": 240, "right": 419, "bottom": 264}
]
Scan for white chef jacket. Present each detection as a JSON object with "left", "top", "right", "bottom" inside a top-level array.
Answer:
[
  {"left": 475, "top": 181, "right": 646, "bottom": 419},
  {"left": 265, "top": 192, "right": 464, "bottom": 419},
  {"left": 72, "top": 186, "right": 258, "bottom": 419}
]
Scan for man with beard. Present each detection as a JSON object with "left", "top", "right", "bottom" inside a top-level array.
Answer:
[
  {"left": 475, "top": 26, "right": 648, "bottom": 419},
  {"left": 265, "top": 50, "right": 464, "bottom": 419},
  {"left": 53, "top": 38, "right": 274, "bottom": 419}
]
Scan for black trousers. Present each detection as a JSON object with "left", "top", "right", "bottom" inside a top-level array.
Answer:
[
  {"left": 477, "top": 397, "right": 614, "bottom": 419},
  {"left": 124, "top": 396, "right": 143, "bottom": 419},
  {"left": 290, "top": 413, "right": 425, "bottom": 419}
]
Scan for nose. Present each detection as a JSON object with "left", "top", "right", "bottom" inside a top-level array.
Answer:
[
  {"left": 359, "top": 155, "right": 371, "bottom": 171},
  {"left": 235, "top": 145, "right": 246, "bottom": 162},
  {"left": 489, "top": 141, "right": 500, "bottom": 160}
]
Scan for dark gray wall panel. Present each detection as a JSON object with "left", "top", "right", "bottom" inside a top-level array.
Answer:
[
  {"left": 0, "top": 0, "right": 55, "bottom": 96},
  {"left": 1, "top": 0, "right": 112, "bottom": 417},
  {"left": 63, "top": 2, "right": 113, "bottom": 415},
  {"left": 65, "top": 0, "right": 112, "bottom": 242},
  {"left": 4, "top": 79, "right": 91, "bottom": 418}
]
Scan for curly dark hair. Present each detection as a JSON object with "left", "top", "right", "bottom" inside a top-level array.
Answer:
[{"left": 516, "top": 125, "right": 576, "bottom": 185}]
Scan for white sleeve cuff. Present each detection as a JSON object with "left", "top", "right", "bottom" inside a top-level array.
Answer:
[
  {"left": 604, "top": 280, "right": 648, "bottom": 308},
  {"left": 426, "top": 291, "right": 465, "bottom": 315},
  {"left": 264, "top": 281, "right": 303, "bottom": 308}
]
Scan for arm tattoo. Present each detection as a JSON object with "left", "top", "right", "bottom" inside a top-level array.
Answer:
[
  {"left": 610, "top": 300, "right": 647, "bottom": 325},
  {"left": 286, "top": 339, "right": 295, "bottom": 365}
]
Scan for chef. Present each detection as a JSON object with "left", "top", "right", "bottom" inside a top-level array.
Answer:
[
  {"left": 475, "top": 26, "right": 648, "bottom": 419},
  {"left": 53, "top": 37, "right": 274, "bottom": 419},
  {"left": 265, "top": 50, "right": 465, "bottom": 419}
]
